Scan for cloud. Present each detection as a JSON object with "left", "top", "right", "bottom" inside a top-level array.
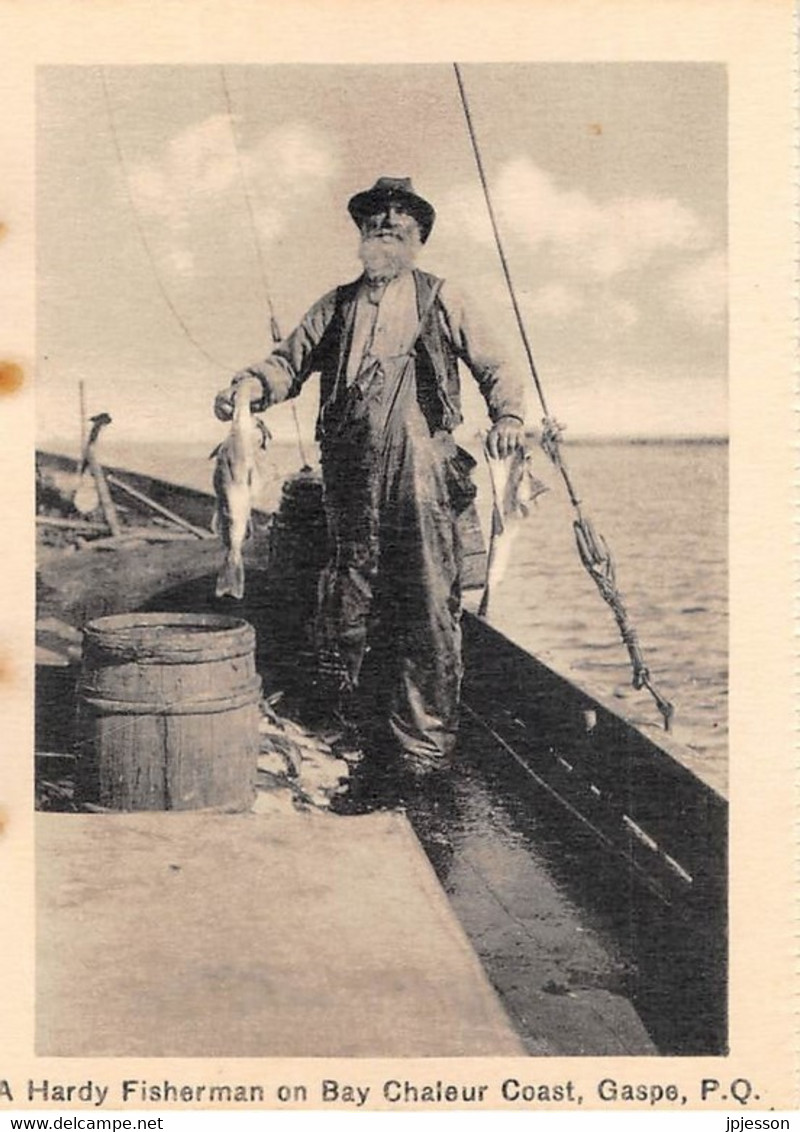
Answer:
[
  {"left": 130, "top": 115, "right": 235, "bottom": 222},
  {"left": 668, "top": 250, "right": 727, "bottom": 326},
  {"left": 607, "top": 297, "right": 639, "bottom": 330},
  {"left": 166, "top": 247, "right": 196, "bottom": 276},
  {"left": 128, "top": 116, "right": 338, "bottom": 277},
  {"left": 243, "top": 122, "right": 338, "bottom": 244},
  {"left": 524, "top": 283, "right": 639, "bottom": 331},
  {"left": 444, "top": 157, "right": 711, "bottom": 280},
  {"left": 527, "top": 282, "right": 584, "bottom": 319},
  {"left": 439, "top": 155, "right": 727, "bottom": 369}
]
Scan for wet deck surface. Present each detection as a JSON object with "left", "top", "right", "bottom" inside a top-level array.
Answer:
[
  {"left": 402, "top": 750, "right": 657, "bottom": 1056},
  {"left": 404, "top": 709, "right": 722, "bottom": 1056}
]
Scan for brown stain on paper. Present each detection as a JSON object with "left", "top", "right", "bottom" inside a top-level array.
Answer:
[
  {"left": 0, "top": 362, "right": 24, "bottom": 395},
  {"left": 0, "top": 228, "right": 24, "bottom": 401},
  {"left": 0, "top": 656, "right": 14, "bottom": 836}
]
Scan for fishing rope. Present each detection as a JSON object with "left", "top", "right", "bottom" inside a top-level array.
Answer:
[
  {"left": 219, "top": 66, "right": 311, "bottom": 470},
  {"left": 290, "top": 403, "right": 312, "bottom": 469},
  {"left": 453, "top": 62, "right": 674, "bottom": 730},
  {"left": 219, "top": 66, "right": 281, "bottom": 343},
  {"left": 100, "top": 69, "right": 231, "bottom": 372}
]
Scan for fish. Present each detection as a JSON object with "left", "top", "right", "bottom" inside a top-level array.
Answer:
[
  {"left": 211, "top": 391, "right": 270, "bottom": 599},
  {"left": 478, "top": 443, "right": 549, "bottom": 618}
]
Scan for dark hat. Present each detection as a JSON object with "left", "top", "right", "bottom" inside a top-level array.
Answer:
[{"left": 347, "top": 177, "right": 436, "bottom": 243}]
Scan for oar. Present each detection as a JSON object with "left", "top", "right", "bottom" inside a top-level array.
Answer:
[{"left": 76, "top": 412, "right": 122, "bottom": 535}]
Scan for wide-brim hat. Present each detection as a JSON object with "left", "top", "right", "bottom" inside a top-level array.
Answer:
[{"left": 347, "top": 177, "right": 435, "bottom": 243}]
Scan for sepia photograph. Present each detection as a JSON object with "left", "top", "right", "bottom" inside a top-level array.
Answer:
[
  {"left": 0, "top": 0, "right": 793, "bottom": 1115},
  {"left": 34, "top": 61, "right": 728, "bottom": 1059}
]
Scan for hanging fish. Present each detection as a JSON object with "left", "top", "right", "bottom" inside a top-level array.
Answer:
[
  {"left": 211, "top": 391, "right": 270, "bottom": 599},
  {"left": 478, "top": 444, "right": 549, "bottom": 618}
]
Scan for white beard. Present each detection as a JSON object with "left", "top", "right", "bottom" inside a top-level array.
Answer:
[{"left": 358, "top": 231, "right": 421, "bottom": 279}]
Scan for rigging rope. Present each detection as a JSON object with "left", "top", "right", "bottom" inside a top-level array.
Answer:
[
  {"left": 453, "top": 62, "right": 674, "bottom": 730},
  {"left": 100, "top": 69, "right": 230, "bottom": 372},
  {"left": 219, "top": 66, "right": 311, "bottom": 470},
  {"left": 219, "top": 67, "right": 280, "bottom": 338}
]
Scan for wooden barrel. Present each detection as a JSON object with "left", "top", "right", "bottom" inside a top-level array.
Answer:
[{"left": 78, "top": 613, "right": 261, "bottom": 811}]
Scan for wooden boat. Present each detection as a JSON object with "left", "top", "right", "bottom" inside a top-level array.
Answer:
[{"left": 35, "top": 448, "right": 727, "bottom": 1058}]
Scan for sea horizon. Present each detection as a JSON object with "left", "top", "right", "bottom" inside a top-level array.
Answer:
[{"left": 38, "top": 433, "right": 730, "bottom": 459}]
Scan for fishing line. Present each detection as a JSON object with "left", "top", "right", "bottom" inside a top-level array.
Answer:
[
  {"left": 453, "top": 62, "right": 580, "bottom": 511},
  {"left": 220, "top": 66, "right": 312, "bottom": 471},
  {"left": 453, "top": 63, "right": 673, "bottom": 729},
  {"left": 100, "top": 68, "right": 231, "bottom": 372},
  {"left": 290, "top": 403, "right": 311, "bottom": 470},
  {"left": 453, "top": 68, "right": 551, "bottom": 421},
  {"left": 219, "top": 66, "right": 281, "bottom": 340}
]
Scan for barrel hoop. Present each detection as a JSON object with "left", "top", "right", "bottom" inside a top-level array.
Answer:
[
  {"left": 82, "top": 613, "right": 256, "bottom": 665},
  {"left": 78, "top": 677, "right": 262, "bottom": 717},
  {"left": 83, "top": 644, "right": 256, "bottom": 665}
]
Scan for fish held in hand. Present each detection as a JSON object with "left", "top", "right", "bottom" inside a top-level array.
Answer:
[
  {"left": 479, "top": 443, "right": 549, "bottom": 618},
  {"left": 212, "top": 393, "right": 269, "bottom": 599}
]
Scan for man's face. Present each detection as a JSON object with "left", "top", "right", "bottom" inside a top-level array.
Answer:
[
  {"left": 360, "top": 203, "right": 421, "bottom": 244},
  {"left": 358, "top": 200, "right": 422, "bottom": 278}
]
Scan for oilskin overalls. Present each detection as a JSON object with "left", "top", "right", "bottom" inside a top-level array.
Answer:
[{"left": 315, "top": 272, "right": 475, "bottom": 770}]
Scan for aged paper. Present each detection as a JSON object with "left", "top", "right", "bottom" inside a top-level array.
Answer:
[{"left": 1, "top": 0, "right": 796, "bottom": 1115}]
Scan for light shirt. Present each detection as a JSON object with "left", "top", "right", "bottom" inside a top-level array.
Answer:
[{"left": 345, "top": 272, "right": 419, "bottom": 383}]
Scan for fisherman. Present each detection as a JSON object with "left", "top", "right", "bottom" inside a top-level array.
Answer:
[{"left": 215, "top": 177, "right": 525, "bottom": 807}]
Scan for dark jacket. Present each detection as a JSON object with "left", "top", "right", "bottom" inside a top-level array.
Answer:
[{"left": 240, "top": 268, "right": 525, "bottom": 439}]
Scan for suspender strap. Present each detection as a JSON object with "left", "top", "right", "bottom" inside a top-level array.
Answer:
[{"left": 379, "top": 278, "right": 444, "bottom": 434}]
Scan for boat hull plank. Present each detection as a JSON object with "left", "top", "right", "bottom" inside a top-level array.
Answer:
[
  {"left": 462, "top": 611, "right": 727, "bottom": 908},
  {"left": 461, "top": 612, "right": 727, "bottom": 1054},
  {"left": 38, "top": 451, "right": 219, "bottom": 534},
  {"left": 37, "top": 540, "right": 226, "bottom": 627}
]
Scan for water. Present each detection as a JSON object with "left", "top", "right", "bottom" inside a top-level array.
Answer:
[
  {"left": 83, "top": 435, "right": 728, "bottom": 795},
  {"left": 475, "top": 441, "right": 728, "bottom": 795}
]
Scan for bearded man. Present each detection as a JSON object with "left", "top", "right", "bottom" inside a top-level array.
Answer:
[{"left": 215, "top": 177, "right": 524, "bottom": 804}]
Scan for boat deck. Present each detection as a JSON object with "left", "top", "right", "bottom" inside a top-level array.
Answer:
[
  {"left": 34, "top": 455, "right": 725, "bottom": 1058},
  {"left": 37, "top": 773, "right": 660, "bottom": 1058},
  {"left": 37, "top": 809, "right": 525, "bottom": 1058}
]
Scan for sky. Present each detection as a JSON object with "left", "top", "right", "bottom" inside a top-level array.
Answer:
[{"left": 36, "top": 63, "right": 727, "bottom": 452}]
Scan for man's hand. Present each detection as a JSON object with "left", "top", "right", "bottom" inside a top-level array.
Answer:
[
  {"left": 486, "top": 416, "right": 524, "bottom": 459},
  {"left": 213, "top": 375, "right": 265, "bottom": 421}
]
